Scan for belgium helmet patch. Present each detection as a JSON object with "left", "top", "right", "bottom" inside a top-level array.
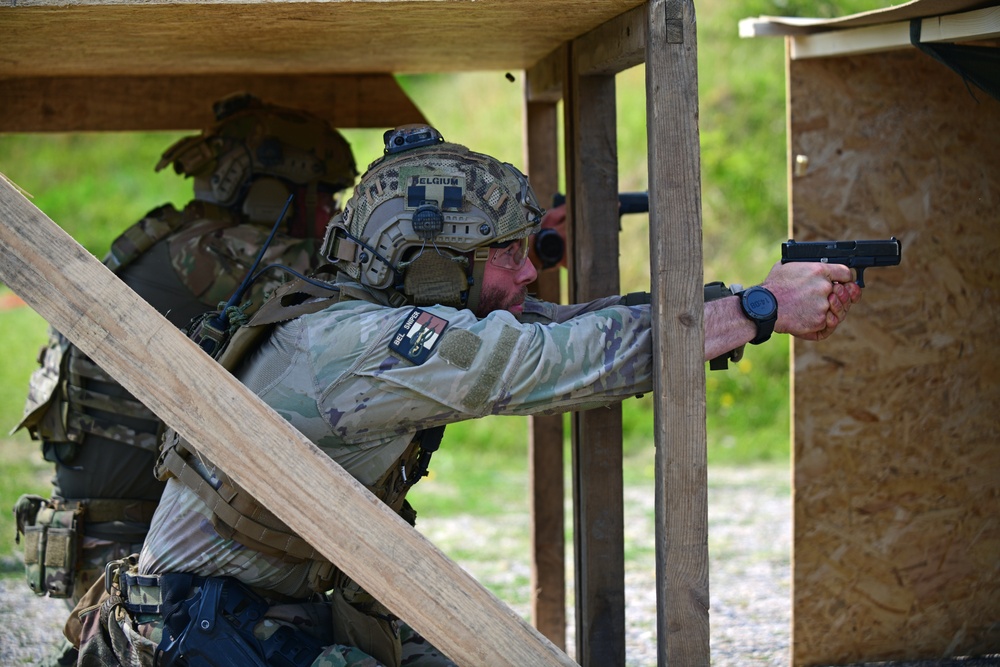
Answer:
[{"left": 389, "top": 308, "right": 449, "bottom": 365}]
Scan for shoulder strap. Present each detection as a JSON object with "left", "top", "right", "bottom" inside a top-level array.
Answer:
[
  {"left": 210, "top": 277, "right": 341, "bottom": 372},
  {"left": 103, "top": 204, "right": 186, "bottom": 273}
]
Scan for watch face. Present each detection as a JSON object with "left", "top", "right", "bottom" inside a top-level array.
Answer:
[{"left": 743, "top": 287, "right": 777, "bottom": 319}]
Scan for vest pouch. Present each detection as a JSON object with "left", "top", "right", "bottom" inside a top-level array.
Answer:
[
  {"left": 43, "top": 511, "right": 79, "bottom": 599},
  {"left": 22, "top": 504, "right": 81, "bottom": 599},
  {"left": 14, "top": 493, "right": 49, "bottom": 596},
  {"left": 22, "top": 523, "right": 47, "bottom": 596},
  {"left": 13, "top": 333, "right": 70, "bottom": 442}
]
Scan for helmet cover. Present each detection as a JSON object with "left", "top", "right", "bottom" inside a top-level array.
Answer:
[
  {"left": 322, "top": 136, "right": 543, "bottom": 307},
  {"left": 156, "top": 93, "right": 358, "bottom": 207}
]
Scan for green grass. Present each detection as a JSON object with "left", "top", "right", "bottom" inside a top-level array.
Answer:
[{"left": 0, "top": 0, "right": 895, "bottom": 568}]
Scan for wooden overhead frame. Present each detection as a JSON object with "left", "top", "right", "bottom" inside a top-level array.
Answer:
[
  {"left": 741, "top": 0, "right": 1000, "bottom": 664},
  {"left": 0, "top": 74, "right": 427, "bottom": 132},
  {"left": 0, "top": 0, "right": 648, "bottom": 132},
  {"left": 1, "top": 0, "right": 710, "bottom": 664}
]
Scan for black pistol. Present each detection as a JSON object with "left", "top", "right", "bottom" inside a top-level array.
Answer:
[{"left": 781, "top": 237, "right": 901, "bottom": 287}]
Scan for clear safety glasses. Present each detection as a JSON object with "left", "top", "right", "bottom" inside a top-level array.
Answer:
[{"left": 489, "top": 238, "right": 531, "bottom": 271}]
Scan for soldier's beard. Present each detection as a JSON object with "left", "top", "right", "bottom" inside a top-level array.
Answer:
[{"left": 474, "top": 285, "right": 527, "bottom": 317}]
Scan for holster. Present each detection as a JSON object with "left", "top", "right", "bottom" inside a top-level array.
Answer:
[{"left": 157, "top": 576, "right": 323, "bottom": 667}]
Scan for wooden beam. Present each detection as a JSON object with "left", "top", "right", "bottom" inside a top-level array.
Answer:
[
  {"left": 575, "top": 4, "right": 648, "bottom": 75},
  {"left": 0, "top": 74, "right": 426, "bottom": 132},
  {"left": 527, "top": 45, "right": 567, "bottom": 104},
  {"left": 0, "top": 177, "right": 576, "bottom": 667},
  {"left": 524, "top": 89, "right": 567, "bottom": 649},
  {"left": 645, "top": 0, "right": 710, "bottom": 664},
  {"left": 789, "top": 6, "right": 1000, "bottom": 60},
  {"left": 565, "top": 37, "right": 626, "bottom": 667},
  {"left": 525, "top": 1, "right": 645, "bottom": 98}
]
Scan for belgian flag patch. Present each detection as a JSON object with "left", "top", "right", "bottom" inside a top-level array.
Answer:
[{"left": 389, "top": 308, "right": 449, "bottom": 364}]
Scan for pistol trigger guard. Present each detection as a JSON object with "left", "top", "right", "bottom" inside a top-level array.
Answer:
[{"left": 854, "top": 267, "right": 866, "bottom": 288}]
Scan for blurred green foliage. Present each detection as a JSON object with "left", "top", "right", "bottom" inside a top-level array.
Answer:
[{"left": 0, "top": 0, "right": 892, "bottom": 553}]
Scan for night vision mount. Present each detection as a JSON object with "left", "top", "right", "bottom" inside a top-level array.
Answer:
[{"left": 384, "top": 124, "right": 446, "bottom": 154}]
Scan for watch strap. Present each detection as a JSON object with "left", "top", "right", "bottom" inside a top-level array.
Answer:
[{"left": 738, "top": 286, "right": 777, "bottom": 345}]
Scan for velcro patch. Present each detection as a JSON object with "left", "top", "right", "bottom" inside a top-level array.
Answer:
[
  {"left": 400, "top": 167, "right": 465, "bottom": 210},
  {"left": 389, "top": 308, "right": 449, "bottom": 365}
]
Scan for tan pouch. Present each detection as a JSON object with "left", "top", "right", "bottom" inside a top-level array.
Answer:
[
  {"left": 23, "top": 504, "right": 81, "bottom": 599},
  {"left": 22, "top": 523, "right": 47, "bottom": 596},
  {"left": 330, "top": 587, "right": 402, "bottom": 667},
  {"left": 65, "top": 576, "right": 111, "bottom": 648}
]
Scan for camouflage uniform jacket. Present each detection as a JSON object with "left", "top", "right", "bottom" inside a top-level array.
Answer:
[{"left": 138, "top": 287, "right": 652, "bottom": 599}]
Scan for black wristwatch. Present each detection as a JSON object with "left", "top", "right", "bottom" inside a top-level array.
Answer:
[{"left": 737, "top": 286, "right": 778, "bottom": 345}]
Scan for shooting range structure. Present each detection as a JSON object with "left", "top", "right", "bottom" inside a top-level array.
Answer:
[
  {"left": 1, "top": 1, "right": 706, "bottom": 665},
  {"left": 7, "top": 0, "right": 995, "bottom": 664},
  {"left": 741, "top": 1, "right": 1000, "bottom": 664}
]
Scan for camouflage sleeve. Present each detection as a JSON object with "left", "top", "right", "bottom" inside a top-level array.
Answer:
[{"left": 305, "top": 300, "right": 653, "bottom": 443}]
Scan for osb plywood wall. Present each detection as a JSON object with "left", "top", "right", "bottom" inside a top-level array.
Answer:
[{"left": 788, "top": 49, "right": 1000, "bottom": 666}]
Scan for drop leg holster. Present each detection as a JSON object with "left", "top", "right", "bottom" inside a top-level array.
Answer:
[{"left": 151, "top": 574, "right": 323, "bottom": 667}]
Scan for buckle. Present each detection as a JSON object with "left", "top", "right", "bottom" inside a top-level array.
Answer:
[
  {"left": 104, "top": 555, "right": 137, "bottom": 596},
  {"left": 104, "top": 559, "right": 123, "bottom": 595}
]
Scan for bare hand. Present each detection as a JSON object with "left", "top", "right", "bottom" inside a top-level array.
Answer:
[{"left": 763, "top": 261, "right": 862, "bottom": 340}]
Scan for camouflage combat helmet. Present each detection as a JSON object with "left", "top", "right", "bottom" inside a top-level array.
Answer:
[
  {"left": 321, "top": 125, "right": 543, "bottom": 311},
  {"left": 156, "top": 93, "right": 358, "bottom": 227}
]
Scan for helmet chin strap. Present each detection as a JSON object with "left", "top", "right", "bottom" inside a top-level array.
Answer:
[{"left": 463, "top": 247, "right": 491, "bottom": 314}]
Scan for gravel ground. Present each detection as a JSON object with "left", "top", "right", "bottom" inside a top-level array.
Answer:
[{"left": 1, "top": 464, "right": 995, "bottom": 666}]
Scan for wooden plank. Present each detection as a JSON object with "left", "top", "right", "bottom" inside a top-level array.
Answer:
[
  {"left": 789, "top": 6, "right": 1000, "bottom": 60},
  {"left": 645, "top": 0, "right": 710, "bottom": 665},
  {"left": 739, "top": 0, "right": 996, "bottom": 38},
  {"left": 1, "top": 1, "right": 646, "bottom": 79},
  {"left": 574, "top": 4, "right": 647, "bottom": 75},
  {"left": 0, "top": 74, "right": 426, "bottom": 132},
  {"left": 0, "top": 177, "right": 577, "bottom": 667},
  {"left": 524, "top": 93, "right": 567, "bottom": 649},
  {"left": 565, "top": 37, "right": 626, "bottom": 667},
  {"left": 787, "top": 49, "right": 1000, "bottom": 666}
]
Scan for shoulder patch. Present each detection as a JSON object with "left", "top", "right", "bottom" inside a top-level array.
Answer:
[{"left": 389, "top": 308, "right": 449, "bottom": 365}]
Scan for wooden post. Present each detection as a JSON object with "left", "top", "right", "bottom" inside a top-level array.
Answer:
[
  {"left": 0, "top": 177, "right": 578, "bottom": 667},
  {"left": 524, "top": 82, "right": 567, "bottom": 649},
  {"left": 646, "top": 0, "right": 710, "bottom": 665},
  {"left": 564, "top": 39, "right": 626, "bottom": 667}
]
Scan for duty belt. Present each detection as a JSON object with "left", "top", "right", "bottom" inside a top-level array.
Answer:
[
  {"left": 58, "top": 497, "right": 159, "bottom": 524},
  {"left": 104, "top": 556, "right": 182, "bottom": 616},
  {"left": 106, "top": 559, "right": 299, "bottom": 616}
]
